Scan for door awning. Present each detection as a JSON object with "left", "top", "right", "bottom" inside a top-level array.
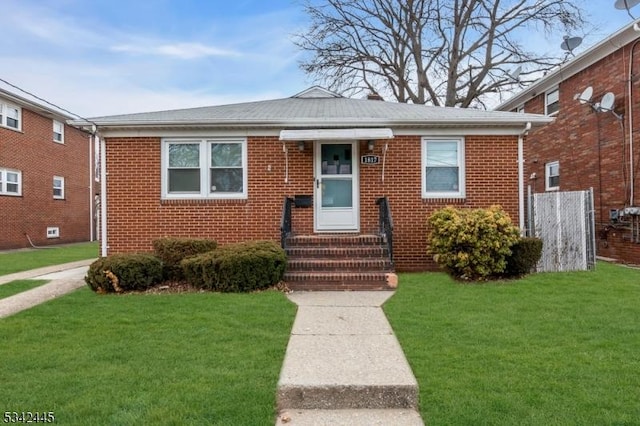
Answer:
[{"left": 279, "top": 128, "right": 394, "bottom": 141}]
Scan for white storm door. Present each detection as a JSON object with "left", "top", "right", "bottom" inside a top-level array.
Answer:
[{"left": 315, "top": 141, "right": 359, "bottom": 231}]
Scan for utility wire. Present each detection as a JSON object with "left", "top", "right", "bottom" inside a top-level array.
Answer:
[{"left": 0, "top": 77, "right": 98, "bottom": 128}]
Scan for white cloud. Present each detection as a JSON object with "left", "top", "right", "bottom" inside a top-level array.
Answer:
[{"left": 111, "top": 42, "right": 241, "bottom": 59}]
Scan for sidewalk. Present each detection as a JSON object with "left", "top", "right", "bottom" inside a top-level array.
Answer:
[
  {"left": 276, "top": 291, "right": 424, "bottom": 425},
  {"left": 0, "top": 259, "right": 93, "bottom": 319}
]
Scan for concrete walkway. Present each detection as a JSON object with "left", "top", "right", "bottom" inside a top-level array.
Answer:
[
  {"left": 0, "top": 259, "right": 93, "bottom": 319},
  {"left": 276, "top": 291, "right": 424, "bottom": 425}
]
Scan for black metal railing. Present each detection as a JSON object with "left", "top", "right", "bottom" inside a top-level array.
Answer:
[
  {"left": 376, "top": 196, "right": 394, "bottom": 266},
  {"left": 280, "top": 196, "right": 293, "bottom": 248}
]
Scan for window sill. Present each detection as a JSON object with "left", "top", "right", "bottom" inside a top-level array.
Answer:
[
  {"left": 0, "top": 193, "right": 22, "bottom": 197},
  {"left": 160, "top": 198, "right": 248, "bottom": 205}
]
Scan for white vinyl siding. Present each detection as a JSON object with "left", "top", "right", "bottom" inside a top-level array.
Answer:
[
  {"left": 422, "top": 138, "right": 465, "bottom": 199},
  {"left": 161, "top": 138, "right": 248, "bottom": 200}
]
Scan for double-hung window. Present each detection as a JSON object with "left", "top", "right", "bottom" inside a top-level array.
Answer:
[
  {"left": 0, "top": 101, "right": 21, "bottom": 130},
  {"left": 0, "top": 168, "right": 22, "bottom": 196},
  {"left": 545, "top": 88, "right": 559, "bottom": 115},
  {"left": 162, "top": 138, "right": 247, "bottom": 199},
  {"left": 53, "top": 120, "right": 64, "bottom": 143},
  {"left": 422, "top": 138, "right": 465, "bottom": 199},
  {"left": 53, "top": 176, "right": 65, "bottom": 199},
  {"left": 545, "top": 161, "right": 560, "bottom": 191}
]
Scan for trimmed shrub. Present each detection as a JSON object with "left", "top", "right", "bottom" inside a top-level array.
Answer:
[
  {"left": 152, "top": 237, "right": 217, "bottom": 280},
  {"left": 85, "top": 253, "right": 163, "bottom": 293},
  {"left": 181, "top": 240, "right": 287, "bottom": 292},
  {"left": 428, "top": 205, "right": 521, "bottom": 280},
  {"left": 504, "top": 237, "right": 543, "bottom": 277}
]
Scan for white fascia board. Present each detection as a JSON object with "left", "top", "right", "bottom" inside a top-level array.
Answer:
[{"left": 279, "top": 128, "right": 394, "bottom": 140}]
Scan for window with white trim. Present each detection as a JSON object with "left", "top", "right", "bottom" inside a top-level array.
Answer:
[
  {"left": 545, "top": 88, "right": 559, "bottom": 116},
  {"left": 422, "top": 138, "right": 465, "bottom": 198},
  {"left": 161, "top": 138, "right": 247, "bottom": 199},
  {"left": 545, "top": 161, "right": 560, "bottom": 191},
  {"left": 0, "top": 168, "right": 22, "bottom": 196},
  {"left": 53, "top": 176, "right": 65, "bottom": 199},
  {"left": 53, "top": 120, "right": 64, "bottom": 143},
  {"left": 0, "top": 101, "right": 21, "bottom": 130}
]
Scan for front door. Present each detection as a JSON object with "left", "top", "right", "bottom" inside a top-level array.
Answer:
[{"left": 315, "top": 141, "right": 359, "bottom": 231}]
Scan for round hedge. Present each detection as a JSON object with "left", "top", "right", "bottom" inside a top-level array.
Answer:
[{"left": 85, "top": 253, "right": 163, "bottom": 293}]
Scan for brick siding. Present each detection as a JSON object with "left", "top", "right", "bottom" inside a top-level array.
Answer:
[
  {"left": 104, "top": 134, "right": 520, "bottom": 271},
  {"left": 0, "top": 107, "right": 92, "bottom": 249},
  {"left": 521, "top": 43, "right": 640, "bottom": 265}
]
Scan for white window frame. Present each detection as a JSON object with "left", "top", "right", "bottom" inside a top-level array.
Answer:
[
  {"left": 545, "top": 161, "right": 560, "bottom": 191},
  {"left": 545, "top": 87, "right": 559, "bottom": 116},
  {"left": 161, "top": 138, "right": 248, "bottom": 200},
  {"left": 0, "top": 101, "right": 22, "bottom": 131},
  {"left": 421, "top": 137, "right": 466, "bottom": 199},
  {"left": 53, "top": 176, "right": 65, "bottom": 199},
  {"left": 516, "top": 104, "right": 525, "bottom": 113},
  {"left": 53, "top": 120, "right": 64, "bottom": 143},
  {"left": 0, "top": 167, "right": 22, "bottom": 196}
]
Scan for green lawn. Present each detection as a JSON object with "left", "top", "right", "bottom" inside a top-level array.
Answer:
[
  {"left": 0, "top": 288, "right": 296, "bottom": 425},
  {"left": 385, "top": 262, "right": 640, "bottom": 425},
  {"left": 0, "top": 242, "right": 99, "bottom": 276},
  {"left": 0, "top": 280, "right": 48, "bottom": 300}
]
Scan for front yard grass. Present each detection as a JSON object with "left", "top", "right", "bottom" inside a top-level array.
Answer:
[
  {"left": 0, "top": 280, "right": 48, "bottom": 300},
  {"left": 0, "top": 241, "right": 99, "bottom": 276},
  {"left": 385, "top": 261, "right": 640, "bottom": 425},
  {"left": 0, "top": 288, "right": 296, "bottom": 425}
]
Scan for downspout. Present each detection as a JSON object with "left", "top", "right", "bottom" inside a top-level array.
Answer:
[
  {"left": 628, "top": 39, "right": 640, "bottom": 206},
  {"left": 518, "top": 122, "right": 532, "bottom": 233},
  {"left": 88, "top": 133, "right": 94, "bottom": 242},
  {"left": 99, "top": 133, "right": 107, "bottom": 257}
]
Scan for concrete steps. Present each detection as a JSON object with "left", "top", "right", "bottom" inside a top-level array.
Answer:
[
  {"left": 276, "top": 292, "right": 423, "bottom": 424},
  {"left": 283, "top": 235, "right": 394, "bottom": 291}
]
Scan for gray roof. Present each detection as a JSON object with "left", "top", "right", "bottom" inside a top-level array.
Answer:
[{"left": 75, "top": 86, "right": 552, "bottom": 130}]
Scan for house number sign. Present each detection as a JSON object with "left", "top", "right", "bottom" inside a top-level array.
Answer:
[{"left": 361, "top": 155, "right": 380, "bottom": 165}]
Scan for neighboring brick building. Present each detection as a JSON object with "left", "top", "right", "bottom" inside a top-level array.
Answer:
[
  {"left": 75, "top": 86, "right": 550, "bottom": 277},
  {"left": 497, "top": 22, "right": 640, "bottom": 266},
  {"left": 0, "top": 87, "right": 94, "bottom": 249}
]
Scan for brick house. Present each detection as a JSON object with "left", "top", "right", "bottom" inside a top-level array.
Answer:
[
  {"left": 74, "top": 86, "right": 550, "bottom": 288},
  {"left": 0, "top": 87, "right": 94, "bottom": 250},
  {"left": 497, "top": 22, "right": 640, "bottom": 266}
]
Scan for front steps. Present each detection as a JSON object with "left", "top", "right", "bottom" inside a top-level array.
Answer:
[{"left": 283, "top": 235, "right": 394, "bottom": 291}]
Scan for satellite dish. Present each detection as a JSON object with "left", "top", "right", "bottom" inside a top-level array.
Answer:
[
  {"left": 509, "top": 66, "right": 522, "bottom": 81},
  {"left": 575, "top": 86, "right": 593, "bottom": 104},
  {"left": 599, "top": 92, "right": 616, "bottom": 111},
  {"left": 561, "top": 36, "right": 583, "bottom": 53},
  {"left": 615, "top": 0, "right": 640, "bottom": 10}
]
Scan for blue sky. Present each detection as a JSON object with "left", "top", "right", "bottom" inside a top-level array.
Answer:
[{"left": 0, "top": 0, "right": 637, "bottom": 118}]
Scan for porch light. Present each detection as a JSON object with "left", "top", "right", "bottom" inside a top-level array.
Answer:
[
  {"left": 368, "top": 140, "right": 375, "bottom": 151},
  {"left": 298, "top": 141, "right": 305, "bottom": 151}
]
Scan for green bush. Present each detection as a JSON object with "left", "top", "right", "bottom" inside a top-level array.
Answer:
[
  {"left": 504, "top": 237, "right": 543, "bottom": 277},
  {"left": 181, "top": 240, "right": 287, "bottom": 292},
  {"left": 428, "top": 205, "right": 521, "bottom": 280},
  {"left": 152, "top": 237, "right": 217, "bottom": 280},
  {"left": 85, "top": 253, "right": 163, "bottom": 293}
]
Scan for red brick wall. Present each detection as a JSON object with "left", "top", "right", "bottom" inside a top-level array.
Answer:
[
  {"left": 522, "top": 43, "right": 640, "bottom": 265},
  {"left": 0, "top": 108, "right": 92, "bottom": 249},
  {"left": 105, "top": 134, "right": 520, "bottom": 271}
]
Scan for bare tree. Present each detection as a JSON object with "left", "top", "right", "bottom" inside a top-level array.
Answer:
[{"left": 295, "top": 0, "right": 586, "bottom": 107}]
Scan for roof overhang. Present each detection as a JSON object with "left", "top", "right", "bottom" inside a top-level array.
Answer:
[{"left": 279, "top": 128, "right": 394, "bottom": 141}]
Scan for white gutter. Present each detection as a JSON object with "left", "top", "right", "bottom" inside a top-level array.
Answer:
[
  {"left": 100, "top": 134, "right": 107, "bottom": 257},
  {"left": 519, "top": 122, "right": 532, "bottom": 233}
]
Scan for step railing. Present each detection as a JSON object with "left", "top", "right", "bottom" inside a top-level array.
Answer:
[
  {"left": 280, "top": 196, "right": 293, "bottom": 248},
  {"left": 376, "top": 196, "right": 394, "bottom": 266}
]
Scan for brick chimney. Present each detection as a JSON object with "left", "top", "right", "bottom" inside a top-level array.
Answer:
[{"left": 367, "top": 92, "right": 384, "bottom": 101}]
